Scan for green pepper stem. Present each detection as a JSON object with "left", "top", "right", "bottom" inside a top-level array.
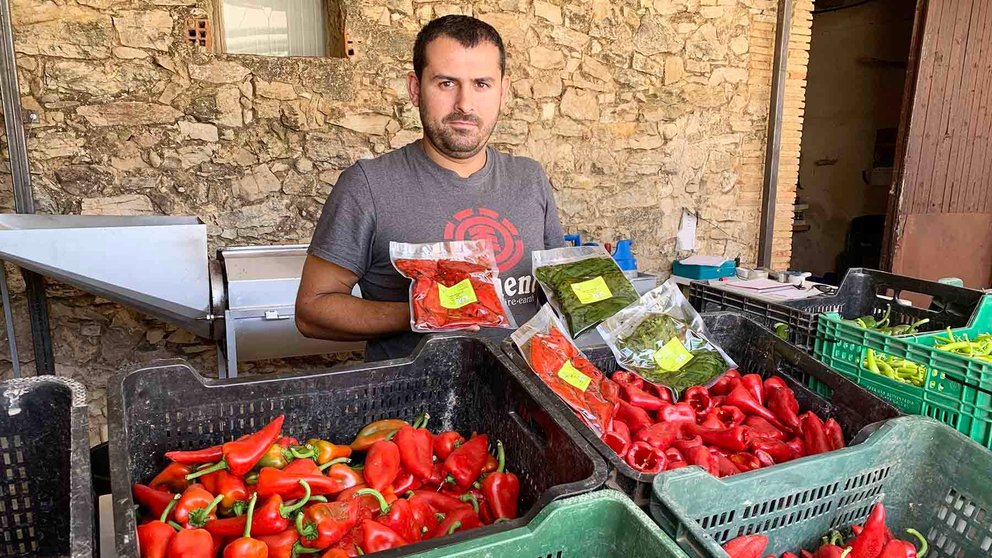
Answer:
[
  {"left": 829, "top": 530, "right": 844, "bottom": 547},
  {"left": 839, "top": 548, "right": 851, "bottom": 558},
  {"left": 167, "top": 521, "right": 182, "bottom": 532},
  {"left": 318, "top": 457, "right": 351, "bottom": 471},
  {"left": 459, "top": 493, "right": 479, "bottom": 514},
  {"left": 185, "top": 460, "right": 227, "bottom": 480},
  {"left": 291, "top": 541, "right": 322, "bottom": 556},
  {"left": 445, "top": 520, "right": 462, "bottom": 536},
  {"left": 355, "top": 488, "right": 390, "bottom": 515},
  {"left": 495, "top": 440, "right": 506, "bottom": 474},
  {"left": 309, "top": 496, "right": 328, "bottom": 503},
  {"left": 159, "top": 494, "right": 181, "bottom": 523},
  {"left": 287, "top": 446, "right": 316, "bottom": 460},
  {"left": 906, "top": 528, "right": 928, "bottom": 557},
  {"left": 295, "top": 512, "right": 318, "bottom": 541},
  {"left": 243, "top": 493, "right": 258, "bottom": 539},
  {"left": 280, "top": 480, "right": 312, "bottom": 517}
]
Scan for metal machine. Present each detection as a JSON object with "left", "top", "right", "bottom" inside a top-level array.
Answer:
[{"left": 0, "top": 214, "right": 361, "bottom": 378}]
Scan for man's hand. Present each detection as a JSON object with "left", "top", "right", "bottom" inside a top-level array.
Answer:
[{"left": 295, "top": 255, "right": 411, "bottom": 341}]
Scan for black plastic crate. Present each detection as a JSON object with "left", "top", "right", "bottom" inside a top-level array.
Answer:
[
  {"left": 688, "top": 268, "right": 986, "bottom": 353},
  {"left": 0, "top": 377, "right": 92, "bottom": 558},
  {"left": 108, "top": 335, "right": 607, "bottom": 557},
  {"left": 501, "top": 312, "right": 902, "bottom": 506}
]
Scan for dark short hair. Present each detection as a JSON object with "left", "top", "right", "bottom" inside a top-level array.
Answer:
[{"left": 413, "top": 15, "right": 506, "bottom": 79}]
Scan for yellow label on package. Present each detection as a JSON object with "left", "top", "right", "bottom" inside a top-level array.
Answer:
[
  {"left": 438, "top": 279, "right": 478, "bottom": 309},
  {"left": 653, "top": 338, "right": 695, "bottom": 371},
  {"left": 570, "top": 276, "right": 613, "bottom": 304},
  {"left": 557, "top": 360, "right": 592, "bottom": 392}
]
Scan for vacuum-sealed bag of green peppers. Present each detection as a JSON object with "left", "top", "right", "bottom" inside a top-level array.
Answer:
[
  {"left": 597, "top": 279, "right": 736, "bottom": 396},
  {"left": 532, "top": 245, "right": 640, "bottom": 337}
]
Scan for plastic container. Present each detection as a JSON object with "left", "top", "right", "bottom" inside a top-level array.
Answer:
[
  {"left": 404, "top": 490, "right": 687, "bottom": 558},
  {"left": 108, "top": 335, "right": 607, "bottom": 557},
  {"left": 688, "top": 268, "right": 986, "bottom": 353},
  {"left": 814, "top": 294, "right": 992, "bottom": 448},
  {"left": 672, "top": 260, "right": 736, "bottom": 280},
  {"left": 649, "top": 416, "right": 992, "bottom": 558},
  {"left": 501, "top": 312, "right": 901, "bottom": 506},
  {"left": 0, "top": 376, "right": 93, "bottom": 558}
]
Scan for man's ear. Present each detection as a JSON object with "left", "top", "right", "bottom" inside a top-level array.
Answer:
[
  {"left": 408, "top": 71, "right": 421, "bottom": 107},
  {"left": 500, "top": 74, "right": 511, "bottom": 111}
]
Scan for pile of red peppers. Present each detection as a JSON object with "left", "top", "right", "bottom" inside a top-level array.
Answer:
[
  {"left": 722, "top": 503, "right": 928, "bottom": 558},
  {"left": 603, "top": 369, "right": 846, "bottom": 475},
  {"left": 133, "top": 413, "right": 521, "bottom": 557}
]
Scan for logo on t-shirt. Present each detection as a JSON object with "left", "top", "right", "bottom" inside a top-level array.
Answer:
[{"left": 443, "top": 207, "right": 525, "bottom": 272}]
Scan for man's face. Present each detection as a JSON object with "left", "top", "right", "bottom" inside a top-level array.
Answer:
[{"left": 408, "top": 36, "right": 510, "bottom": 160}]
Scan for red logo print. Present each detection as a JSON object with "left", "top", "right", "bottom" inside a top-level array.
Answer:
[{"left": 444, "top": 207, "right": 525, "bottom": 272}]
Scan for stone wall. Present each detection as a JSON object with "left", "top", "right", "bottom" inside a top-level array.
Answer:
[{"left": 0, "top": 0, "right": 812, "bottom": 443}]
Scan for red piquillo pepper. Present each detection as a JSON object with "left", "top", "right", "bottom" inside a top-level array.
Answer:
[
  {"left": 480, "top": 440, "right": 519, "bottom": 521},
  {"left": 625, "top": 441, "right": 666, "bottom": 473},
  {"left": 824, "top": 418, "right": 846, "bottom": 451},
  {"left": 847, "top": 502, "right": 892, "bottom": 558},
  {"left": 165, "top": 443, "right": 224, "bottom": 465},
  {"left": 394, "top": 413, "right": 434, "bottom": 480},
  {"left": 621, "top": 383, "right": 667, "bottom": 411},
  {"left": 256, "top": 467, "right": 352, "bottom": 499},
  {"left": 722, "top": 535, "right": 768, "bottom": 558},
  {"left": 634, "top": 421, "right": 680, "bottom": 451},
  {"left": 726, "top": 386, "right": 785, "bottom": 430},
  {"left": 133, "top": 484, "right": 177, "bottom": 520},
  {"left": 433, "top": 431, "right": 465, "bottom": 461},
  {"left": 150, "top": 462, "right": 191, "bottom": 494},
  {"left": 393, "top": 240, "right": 513, "bottom": 331},
  {"left": 431, "top": 506, "right": 482, "bottom": 538},
  {"left": 658, "top": 402, "right": 696, "bottom": 423},
  {"left": 801, "top": 412, "right": 831, "bottom": 456},
  {"left": 683, "top": 386, "right": 713, "bottom": 415},
  {"left": 137, "top": 494, "right": 180, "bottom": 558},
  {"left": 709, "top": 369, "right": 741, "bottom": 396},
  {"left": 187, "top": 415, "right": 285, "bottom": 479},
  {"left": 360, "top": 519, "right": 408, "bottom": 552},
  {"left": 616, "top": 400, "right": 653, "bottom": 433},
  {"left": 221, "top": 493, "right": 267, "bottom": 558},
  {"left": 740, "top": 374, "right": 765, "bottom": 406},
  {"left": 349, "top": 419, "right": 409, "bottom": 452},
  {"left": 444, "top": 434, "right": 489, "bottom": 489},
  {"left": 602, "top": 420, "right": 631, "bottom": 457},
  {"left": 174, "top": 484, "right": 222, "bottom": 528},
  {"left": 364, "top": 440, "right": 401, "bottom": 492},
  {"left": 296, "top": 501, "right": 361, "bottom": 550},
  {"left": 357, "top": 489, "right": 421, "bottom": 543}
]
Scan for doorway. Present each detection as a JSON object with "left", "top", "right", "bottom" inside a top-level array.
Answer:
[{"left": 790, "top": 0, "right": 917, "bottom": 284}]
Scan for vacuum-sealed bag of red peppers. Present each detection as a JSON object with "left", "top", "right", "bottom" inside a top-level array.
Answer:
[
  {"left": 511, "top": 304, "right": 620, "bottom": 435},
  {"left": 391, "top": 240, "right": 516, "bottom": 332}
]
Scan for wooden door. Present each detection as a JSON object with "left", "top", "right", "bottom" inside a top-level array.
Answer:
[{"left": 886, "top": 0, "right": 992, "bottom": 288}]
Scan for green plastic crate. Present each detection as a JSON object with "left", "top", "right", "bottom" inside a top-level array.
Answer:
[
  {"left": 406, "top": 490, "right": 687, "bottom": 558},
  {"left": 813, "top": 295, "right": 992, "bottom": 448},
  {"left": 649, "top": 417, "right": 992, "bottom": 558}
]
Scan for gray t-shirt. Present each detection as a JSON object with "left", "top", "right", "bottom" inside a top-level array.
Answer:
[{"left": 307, "top": 141, "right": 565, "bottom": 361}]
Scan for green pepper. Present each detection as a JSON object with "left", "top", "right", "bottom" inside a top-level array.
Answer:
[{"left": 534, "top": 256, "right": 639, "bottom": 336}]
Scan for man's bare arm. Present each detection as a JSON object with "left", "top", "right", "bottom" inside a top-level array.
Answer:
[{"left": 295, "top": 255, "right": 410, "bottom": 341}]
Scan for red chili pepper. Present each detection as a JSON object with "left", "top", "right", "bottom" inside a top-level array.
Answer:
[
  {"left": 173, "top": 485, "right": 220, "bottom": 528},
  {"left": 729, "top": 452, "right": 761, "bottom": 472},
  {"left": 664, "top": 447, "right": 687, "bottom": 470},
  {"left": 214, "top": 471, "right": 249, "bottom": 513},
  {"left": 634, "top": 421, "right": 680, "bottom": 451},
  {"left": 602, "top": 420, "right": 631, "bottom": 457},
  {"left": 749, "top": 437, "right": 798, "bottom": 464},
  {"left": 766, "top": 386, "right": 802, "bottom": 433},
  {"left": 409, "top": 489, "right": 474, "bottom": 514},
  {"left": 658, "top": 402, "right": 697, "bottom": 424},
  {"left": 443, "top": 434, "right": 489, "bottom": 488},
  {"left": 709, "top": 369, "right": 741, "bottom": 396},
  {"left": 801, "top": 412, "right": 832, "bottom": 456},
  {"left": 740, "top": 374, "right": 765, "bottom": 406},
  {"left": 824, "top": 418, "right": 846, "bottom": 451},
  {"left": 282, "top": 457, "right": 322, "bottom": 475},
  {"left": 393, "top": 414, "right": 434, "bottom": 481},
  {"left": 684, "top": 386, "right": 714, "bottom": 415},
  {"left": 878, "top": 529, "right": 926, "bottom": 558},
  {"left": 430, "top": 506, "right": 482, "bottom": 538},
  {"left": 187, "top": 416, "right": 285, "bottom": 480},
  {"left": 360, "top": 519, "right": 408, "bottom": 552},
  {"left": 324, "top": 462, "right": 364, "bottom": 492},
  {"left": 137, "top": 494, "right": 180, "bottom": 558},
  {"left": 406, "top": 493, "right": 441, "bottom": 539},
  {"left": 708, "top": 405, "right": 746, "bottom": 428},
  {"left": 220, "top": 493, "right": 267, "bottom": 558},
  {"left": 625, "top": 441, "right": 666, "bottom": 473},
  {"left": 686, "top": 424, "right": 751, "bottom": 452},
  {"left": 257, "top": 467, "right": 353, "bottom": 500},
  {"left": 254, "top": 529, "right": 313, "bottom": 558},
  {"left": 363, "top": 440, "right": 401, "bottom": 492},
  {"left": 150, "top": 462, "right": 192, "bottom": 494},
  {"left": 744, "top": 415, "right": 787, "bottom": 440},
  {"left": 166, "top": 527, "right": 215, "bottom": 558},
  {"left": 350, "top": 419, "right": 409, "bottom": 452},
  {"left": 296, "top": 501, "right": 361, "bottom": 550},
  {"left": 611, "top": 371, "right": 644, "bottom": 390},
  {"left": 433, "top": 431, "right": 465, "bottom": 461},
  {"left": 721, "top": 534, "right": 768, "bottom": 558},
  {"left": 133, "top": 484, "right": 177, "bottom": 521},
  {"left": 685, "top": 445, "right": 720, "bottom": 476},
  {"left": 673, "top": 433, "right": 703, "bottom": 453},
  {"left": 621, "top": 383, "right": 667, "bottom": 411},
  {"left": 165, "top": 444, "right": 225, "bottom": 466},
  {"left": 480, "top": 441, "right": 519, "bottom": 521},
  {"left": 847, "top": 502, "right": 892, "bottom": 558},
  {"left": 726, "top": 386, "right": 785, "bottom": 429}
]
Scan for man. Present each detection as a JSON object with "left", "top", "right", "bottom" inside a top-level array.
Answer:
[{"left": 296, "top": 15, "right": 564, "bottom": 361}]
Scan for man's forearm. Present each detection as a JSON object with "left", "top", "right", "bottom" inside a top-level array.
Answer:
[{"left": 297, "top": 293, "right": 411, "bottom": 341}]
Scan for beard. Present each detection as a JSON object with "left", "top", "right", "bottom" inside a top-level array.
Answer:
[{"left": 420, "top": 108, "right": 498, "bottom": 160}]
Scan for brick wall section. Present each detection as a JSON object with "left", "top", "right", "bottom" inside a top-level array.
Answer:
[{"left": 0, "top": 0, "right": 813, "bottom": 441}]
